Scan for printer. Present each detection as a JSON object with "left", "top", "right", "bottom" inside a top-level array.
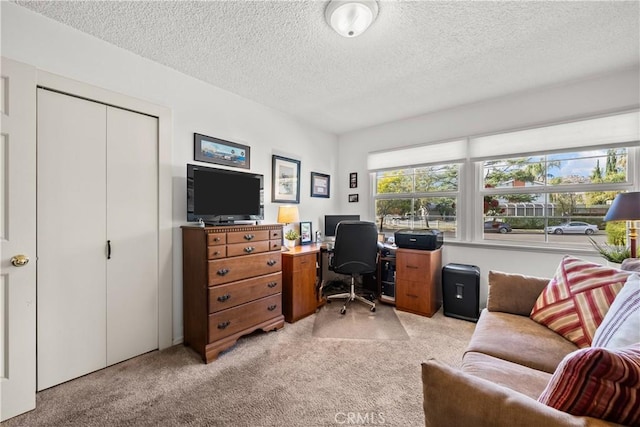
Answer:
[{"left": 394, "top": 229, "right": 443, "bottom": 251}]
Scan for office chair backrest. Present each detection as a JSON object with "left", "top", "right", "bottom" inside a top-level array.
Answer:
[{"left": 332, "top": 221, "right": 378, "bottom": 276}]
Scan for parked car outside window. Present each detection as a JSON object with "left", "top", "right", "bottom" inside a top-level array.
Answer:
[
  {"left": 484, "top": 220, "right": 512, "bottom": 234},
  {"left": 545, "top": 221, "right": 599, "bottom": 235}
]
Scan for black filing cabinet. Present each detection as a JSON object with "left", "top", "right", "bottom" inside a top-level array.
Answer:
[{"left": 442, "top": 263, "right": 480, "bottom": 322}]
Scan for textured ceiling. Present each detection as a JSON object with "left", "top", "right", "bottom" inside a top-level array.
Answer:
[{"left": 14, "top": 0, "right": 640, "bottom": 135}]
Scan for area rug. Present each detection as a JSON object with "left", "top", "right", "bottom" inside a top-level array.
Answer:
[{"left": 312, "top": 300, "right": 410, "bottom": 340}]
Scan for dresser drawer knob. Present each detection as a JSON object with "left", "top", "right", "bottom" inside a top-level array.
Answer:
[
  {"left": 217, "top": 294, "right": 231, "bottom": 302},
  {"left": 217, "top": 321, "right": 231, "bottom": 329},
  {"left": 213, "top": 237, "right": 221, "bottom": 242},
  {"left": 267, "top": 282, "right": 277, "bottom": 288},
  {"left": 244, "top": 234, "right": 255, "bottom": 241},
  {"left": 267, "top": 259, "right": 277, "bottom": 266},
  {"left": 217, "top": 268, "right": 230, "bottom": 276},
  {"left": 267, "top": 304, "right": 277, "bottom": 311},
  {"left": 244, "top": 246, "right": 255, "bottom": 253},
  {"left": 213, "top": 251, "right": 221, "bottom": 256}
]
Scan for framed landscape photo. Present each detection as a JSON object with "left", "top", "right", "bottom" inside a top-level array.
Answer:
[
  {"left": 311, "top": 172, "right": 330, "bottom": 198},
  {"left": 272, "top": 155, "right": 301, "bottom": 203},
  {"left": 194, "top": 133, "right": 250, "bottom": 169},
  {"left": 299, "top": 221, "right": 312, "bottom": 245},
  {"left": 349, "top": 172, "right": 358, "bottom": 188},
  {"left": 348, "top": 193, "right": 359, "bottom": 203}
]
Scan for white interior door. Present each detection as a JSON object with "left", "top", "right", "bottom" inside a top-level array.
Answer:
[
  {"left": 106, "top": 106, "right": 158, "bottom": 365},
  {"left": 37, "top": 89, "right": 107, "bottom": 391},
  {"left": 0, "top": 58, "right": 37, "bottom": 421}
]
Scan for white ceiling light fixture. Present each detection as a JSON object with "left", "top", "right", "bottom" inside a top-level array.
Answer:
[{"left": 325, "top": 0, "right": 379, "bottom": 38}]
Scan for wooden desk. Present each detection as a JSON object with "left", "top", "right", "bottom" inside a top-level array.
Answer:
[{"left": 281, "top": 244, "right": 322, "bottom": 323}]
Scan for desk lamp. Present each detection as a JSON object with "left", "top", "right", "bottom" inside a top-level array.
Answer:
[
  {"left": 604, "top": 192, "right": 640, "bottom": 258},
  {"left": 277, "top": 205, "right": 300, "bottom": 251}
]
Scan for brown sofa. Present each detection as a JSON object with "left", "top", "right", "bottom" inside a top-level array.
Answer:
[{"left": 422, "top": 271, "right": 621, "bottom": 427}]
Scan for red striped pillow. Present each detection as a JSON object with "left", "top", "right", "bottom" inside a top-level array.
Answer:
[
  {"left": 538, "top": 344, "right": 640, "bottom": 426},
  {"left": 530, "top": 256, "right": 630, "bottom": 347}
]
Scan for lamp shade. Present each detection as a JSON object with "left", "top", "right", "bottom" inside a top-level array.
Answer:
[
  {"left": 277, "top": 205, "right": 300, "bottom": 224},
  {"left": 604, "top": 192, "right": 640, "bottom": 221},
  {"left": 325, "top": 0, "right": 378, "bottom": 37}
]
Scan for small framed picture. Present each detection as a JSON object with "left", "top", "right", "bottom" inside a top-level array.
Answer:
[
  {"left": 299, "top": 221, "right": 312, "bottom": 245},
  {"left": 311, "top": 172, "right": 330, "bottom": 198},
  {"left": 348, "top": 194, "right": 359, "bottom": 203},
  {"left": 194, "top": 133, "right": 250, "bottom": 169},
  {"left": 349, "top": 172, "right": 358, "bottom": 188}
]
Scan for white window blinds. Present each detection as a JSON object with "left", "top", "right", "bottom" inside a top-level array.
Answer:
[
  {"left": 367, "top": 139, "right": 467, "bottom": 171},
  {"left": 469, "top": 111, "right": 639, "bottom": 160}
]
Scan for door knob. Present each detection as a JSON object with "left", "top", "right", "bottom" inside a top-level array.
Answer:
[{"left": 11, "top": 254, "right": 29, "bottom": 267}]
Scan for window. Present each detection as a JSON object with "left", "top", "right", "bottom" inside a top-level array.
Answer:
[
  {"left": 368, "top": 111, "right": 639, "bottom": 250},
  {"left": 480, "top": 148, "right": 632, "bottom": 248},
  {"left": 374, "top": 164, "right": 460, "bottom": 240}
]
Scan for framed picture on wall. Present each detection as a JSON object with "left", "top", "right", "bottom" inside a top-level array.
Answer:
[
  {"left": 349, "top": 194, "right": 359, "bottom": 203},
  {"left": 349, "top": 172, "right": 358, "bottom": 188},
  {"left": 194, "top": 133, "right": 250, "bottom": 169},
  {"left": 311, "top": 172, "right": 330, "bottom": 198},
  {"left": 299, "top": 221, "right": 312, "bottom": 245},
  {"left": 272, "top": 155, "right": 301, "bottom": 203}
]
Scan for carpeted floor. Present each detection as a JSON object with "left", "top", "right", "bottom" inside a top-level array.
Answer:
[{"left": 3, "top": 307, "right": 475, "bottom": 427}]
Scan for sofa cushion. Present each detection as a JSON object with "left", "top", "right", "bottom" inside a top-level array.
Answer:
[
  {"left": 530, "top": 255, "right": 629, "bottom": 348},
  {"left": 462, "top": 351, "right": 552, "bottom": 400},
  {"left": 592, "top": 274, "right": 640, "bottom": 349},
  {"left": 487, "top": 270, "right": 550, "bottom": 316},
  {"left": 466, "top": 310, "right": 577, "bottom": 374},
  {"left": 422, "top": 360, "right": 618, "bottom": 427},
  {"left": 538, "top": 344, "right": 640, "bottom": 426}
]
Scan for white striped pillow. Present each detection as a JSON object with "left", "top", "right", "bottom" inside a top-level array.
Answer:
[
  {"left": 538, "top": 344, "right": 640, "bottom": 426},
  {"left": 592, "top": 274, "right": 640, "bottom": 348}
]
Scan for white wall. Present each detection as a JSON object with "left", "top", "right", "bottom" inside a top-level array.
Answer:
[
  {"left": 2, "top": 2, "right": 340, "bottom": 343},
  {"left": 338, "top": 68, "right": 640, "bottom": 303}
]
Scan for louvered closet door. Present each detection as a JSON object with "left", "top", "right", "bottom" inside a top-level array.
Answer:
[
  {"left": 37, "top": 89, "right": 108, "bottom": 391},
  {"left": 106, "top": 106, "right": 158, "bottom": 365}
]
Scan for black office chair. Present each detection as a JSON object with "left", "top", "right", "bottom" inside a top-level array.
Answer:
[{"left": 326, "top": 221, "right": 378, "bottom": 315}]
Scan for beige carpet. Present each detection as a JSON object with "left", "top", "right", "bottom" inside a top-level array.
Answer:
[
  {"left": 4, "top": 309, "right": 475, "bottom": 427},
  {"left": 312, "top": 301, "right": 409, "bottom": 340}
]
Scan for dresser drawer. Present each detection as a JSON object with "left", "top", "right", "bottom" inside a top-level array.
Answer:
[
  {"left": 227, "top": 230, "right": 269, "bottom": 244},
  {"left": 226, "top": 240, "right": 270, "bottom": 257},
  {"left": 209, "top": 252, "right": 282, "bottom": 285},
  {"left": 207, "top": 245, "right": 226, "bottom": 260},
  {"left": 208, "top": 293, "right": 282, "bottom": 342},
  {"left": 270, "top": 239, "right": 282, "bottom": 251},
  {"left": 208, "top": 272, "right": 282, "bottom": 313},
  {"left": 207, "top": 232, "right": 226, "bottom": 246},
  {"left": 269, "top": 229, "right": 282, "bottom": 240}
]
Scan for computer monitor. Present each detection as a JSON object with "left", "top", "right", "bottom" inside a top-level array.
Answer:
[{"left": 324, "top": 214, "right": 360, "bottom": 237}]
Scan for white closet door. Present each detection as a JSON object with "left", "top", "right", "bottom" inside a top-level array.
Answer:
[
  {"left": 106, "top": 107, "right": 158, "bottom": 365},
  {"left": 37, "top": 89, "right": 107, "bottom": 391}
]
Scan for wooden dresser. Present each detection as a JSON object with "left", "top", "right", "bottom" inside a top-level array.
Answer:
[
  {"left": 181, "top": 224, "right": 285, "bottom": 363},
  {"left": 395, "top": 248, "right": 442, "bottom": 317}
]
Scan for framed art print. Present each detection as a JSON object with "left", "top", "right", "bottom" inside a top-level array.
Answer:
[
  {"left": 194, "top": 133, "right": 250, "bottom": 169},
  {"left": 311, "top": 172, "right": 330, "bottom": 198},
  {"left": 272, "top": 155, "right": 301, "bottom": 203},
  {"left": 299, "top": 221, "right": 312, "bottom": 245},
  {"left": 348, "top": 194, "right": 359, "bottom": 203},
  {"left": 349, "top": 172, "right": 358, "bottom": 188}
]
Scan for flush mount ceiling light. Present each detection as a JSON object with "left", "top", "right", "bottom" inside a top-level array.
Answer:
[{"left": 325, "top": 0, "right": 379, "bottom": 38}]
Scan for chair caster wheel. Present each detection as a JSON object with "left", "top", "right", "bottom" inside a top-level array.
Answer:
[
  {"left": 370, "top": 307, "right": 376, "bottom": 312},
  {"left": 340, "top": 308, "right": 346, "bottom": 315}
]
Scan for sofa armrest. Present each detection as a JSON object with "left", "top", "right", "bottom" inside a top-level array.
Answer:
[
  {"left": 487, "top": 270, "right": 550, "bottom": 316},
  {"left": 421, "top": 360, "right": 616, "bottom": 427}
]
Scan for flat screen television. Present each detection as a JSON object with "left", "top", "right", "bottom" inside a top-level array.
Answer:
[
  {"left": 187, "top": 164, "right": 264, "bottom": 225},
  {"left": 324, "top": 214, "right": 360, "bottom": 237}
]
